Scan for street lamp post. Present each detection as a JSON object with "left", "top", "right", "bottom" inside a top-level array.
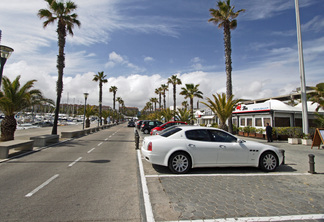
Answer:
[
  {"left": 0, "top": 45, "right": 14, "bottom": 88},
  {"left": 83, "top": 93, "right": 89, "bottom": 130},
  {"left": 295, "top": 0, "right": 309, "bottom": 135}
]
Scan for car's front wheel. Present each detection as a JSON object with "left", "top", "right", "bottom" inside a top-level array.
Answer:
[
  {"left": 168, "top": 152, "right": 192, "bottom": 174},
  {"left": 144, "top": 129, "right": 149, "bottom": 134},
  {"left": 259, "top": 151, "right": 278, "bottom": 172}
]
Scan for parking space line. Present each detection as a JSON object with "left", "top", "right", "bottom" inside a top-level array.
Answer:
[
  {"left": 137, "top": 150, "right": 155, "bottom": 222},
  {"left": 25, "top": 174, "right": 59, "bottom": 197},
  {"left": 146, "top": 172, "right": 311, "bottom": 178},
  {"left": 166, "top": 214, "right": 324, "bottom": 222}
]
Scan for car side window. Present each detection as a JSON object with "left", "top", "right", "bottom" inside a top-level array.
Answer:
[
  {"left": 185, "top": 130, "right": 210, "bottom": 141},
  {"left": 149, "top": 121, "right": 155, "bottom": 126},
  {"left": 209, "top": 130, "right": 237, "bottom": 143}
]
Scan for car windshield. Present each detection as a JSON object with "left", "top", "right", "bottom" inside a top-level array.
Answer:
[{"left": 160, "top": 127, "right": 182, "bottom": 137}]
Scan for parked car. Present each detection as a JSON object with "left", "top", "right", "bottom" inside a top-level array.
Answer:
[
  {"left": 150, "top": 121, "right": 187, "bottom": 135},
  {"left": 127, "top": 121, "right": 135, "bottom": 127},
  {"left": 136, "top": 120, "right": 143, "bottom": 130},
  {"left": 141, "top": 120, "right": 163, "bottom": 134},
  {"left": 141, "top": 126, "right": 283, "bottom": 174}
]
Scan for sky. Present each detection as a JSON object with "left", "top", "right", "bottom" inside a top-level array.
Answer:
[{"left": 0, "top": 0, "right": 323, "bottom": 111}]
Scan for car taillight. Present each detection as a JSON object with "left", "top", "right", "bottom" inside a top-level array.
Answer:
[{"left": 148, "top": 142, "right": 152, "bottom": 151}]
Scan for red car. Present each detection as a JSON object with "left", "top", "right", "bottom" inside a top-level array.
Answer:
[{"left": 150, "top": 121, "right": 187, "bottom": 135}]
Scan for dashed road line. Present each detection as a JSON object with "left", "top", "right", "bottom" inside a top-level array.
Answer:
[
  {"left": 87, "top": 148, "right": 95, "bottom": 153},
  {"left": 25, "top": 174, "right": 59, "bottom": 197},
  {"left": 97, "top": 142, "right": 103, "bottom": 146},
  {"left": 68, "top": 157, "right": 82, "bottom": 167}
]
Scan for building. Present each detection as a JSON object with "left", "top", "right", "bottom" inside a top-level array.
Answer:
[{"left": 196, "top": 99, "right": 323, "bottom": 129}]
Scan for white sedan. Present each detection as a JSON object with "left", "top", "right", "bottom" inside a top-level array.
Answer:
[{"left": 141, "top": 126, "right": 283, "bottom": 174}]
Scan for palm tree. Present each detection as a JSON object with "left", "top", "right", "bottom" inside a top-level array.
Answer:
[
  {"left": 116, "top": 97, "right": 122, "bottom": 112},
  {"left": 84, "top": 105, "right": 98, "bottom": 128},
  {"left": 201, "top": 93, "right": 241, "bottom": 131},
  {"left": 109, "top": 86, "right": 118, "bottom": 110},
  {"left": 155, "top": 87, "right": 163, "bottom": 110},
  {"left": 160, "top": 84, "right": 169, "bottom": 109},
  {"left": 150, "top": 98, "right": 158, "bottom": 111},
  {"left": 182, "top": 101, "right": 189, "bottom": 110},
  {"left": 101, "top": 109, "right": 111, "bottom": 125},
  {"left": 161, "top": 108, "right": 173, "bottom": 122},
  {"left": 309, "top": 82, "right": 324, "bottom": 112},
  {"left": 176, "top": 108, "right": 191, "bottom": 123},
  {"left": 0, "top": 76, "right": 52, "bottom": 141},
  {"left": 38, "top": 0, "right": 81, "bottom": 135},
  {"left": 167, "top": 75, "right": 182, "bottom": 119},
  {"left": 93, "top": 71, "right": 108, "bottom": 126},
  {"left": 208, "top": 0, "right": 245, "bottom": 133},
  {"left": 180, "top": 84, "right": 203, "bottom": 125}
]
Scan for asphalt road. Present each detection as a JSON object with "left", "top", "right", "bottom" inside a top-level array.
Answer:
[{"left": 0, "top": 124, "right": 142, "bottom": 222}]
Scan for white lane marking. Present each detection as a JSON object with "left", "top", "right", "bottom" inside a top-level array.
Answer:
[
  {"left": 105, "top": 138, "right": 108, "bottom": 141},
  {"left": 145, "top": 172, "right": 311, "bottom": 178},
  {"left": 137, "top": 150, "right": 155, "bottom": 222},
  {"left": 87, "top": 148, "right": 95, "bottom": 153},
  {"left": 68, "top": 157, "right": 82, "bottom": 167},
  {"left": 98, "top": 142, "right": 103, "bottom": 146},
  {"left": 109, "top": 135, "right": 112, "bottom": 138},
  {"left": 25, "top": 174, "right": 59, "bottom": 197},
  {"left": 166, "top": 214, "right": 324, "bottom": 222}
]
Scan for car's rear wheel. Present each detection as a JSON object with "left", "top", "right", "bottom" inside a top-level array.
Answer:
[
  {"left": 168, "top": 152, "right": 192, "bottom": 174},
  {"left": 259, "top": 151, "right": 278, "bottom": 172},
  {"left": 144, "top": 129, "right": 149, "bottom": 134}
]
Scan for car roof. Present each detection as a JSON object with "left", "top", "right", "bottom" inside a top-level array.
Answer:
[{"left": 176, "top": 125, "right": 226, "bottom": 132}]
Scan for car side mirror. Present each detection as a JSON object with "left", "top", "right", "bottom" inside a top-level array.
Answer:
[{"left": 237, "top": 139, "right": 245, "bottom": 143}]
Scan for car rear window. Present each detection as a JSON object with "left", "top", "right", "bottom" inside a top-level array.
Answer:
[{"left": 160, "top": 127, "right": 182, "bottom": 137}]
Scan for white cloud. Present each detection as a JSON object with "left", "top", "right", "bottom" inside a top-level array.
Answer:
[{"left": 144, "top": 57, "right": 154, "bottom": 62}]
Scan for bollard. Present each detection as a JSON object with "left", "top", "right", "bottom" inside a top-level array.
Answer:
[
  {"left": 135, "top": 133, "right": 139, "bottom": 150},
  {"left": 308, "top": 154, "right": 316, "bottom": 174},
  {"left": 279, "top": 149, "right": 285, "bottom": 165}
]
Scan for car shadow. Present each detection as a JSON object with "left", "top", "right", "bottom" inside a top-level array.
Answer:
[{"left": 152, "top": 163, "right": 297, "bottom": 175}]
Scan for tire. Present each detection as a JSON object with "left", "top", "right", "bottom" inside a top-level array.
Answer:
[
  {"left": 168, "top": 152, "right": 192, "bottom": 174},
  {"left": 259, "top": 151, "right": 278, "bottom": 172},
  {"left": 144, "top": 129, "right": 149, "bottom": 134}
]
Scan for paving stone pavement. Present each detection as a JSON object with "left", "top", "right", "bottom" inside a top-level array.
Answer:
[
  {"left": 154, "top": 174, "right": 323, "bottom": 221},
  {"left": 142, "top": 134, "right": 324, "bottom": 221}
]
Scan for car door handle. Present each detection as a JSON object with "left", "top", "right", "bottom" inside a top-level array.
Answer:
[
  {"left": 219, "top": 145, "right": 226, "bottom": 149},
  {"left": 188, "top": 144, "right": 196, "bottom": 148}
]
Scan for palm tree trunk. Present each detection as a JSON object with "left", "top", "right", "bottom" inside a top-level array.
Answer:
[
  {"left": 52, "top": 22, "right": 66, "bottom": 135},
  {"left": 159, "top": 93, "right": 161, "bottom": 109},
  {"left": 163, "top": 94, "right": 166, "bottom": 109},
  {"left": 224, "top": 22, "right": 233, "bottom": 133},
  {"left": 99, "top": 82, "right": 102, "bottom": 126},
  {"left": 0, "top": 115, "right": 16, "bottom": 141}
]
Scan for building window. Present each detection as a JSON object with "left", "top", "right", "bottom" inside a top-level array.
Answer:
[
  {"left": 275, "top": 117, "right": 290, "bottom": 127},
  {"left": 240, "top": 118, "right": 245, "bottom": 126},
  {"left": 233, "top": 119, "right": 237, "bottom": 126},
  {"left": 263, "top": 118, "right": 271, "bottom": 126},
  {"left": 255, "top": 118, "right": 262, "bottom": 127},
  {"left": 247, "top": 118, "right": 252, "bottom": 126}
]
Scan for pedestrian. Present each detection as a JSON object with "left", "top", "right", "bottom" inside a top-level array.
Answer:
[{"left": 266, "top": 123, "right": 273, "bottom": 142}]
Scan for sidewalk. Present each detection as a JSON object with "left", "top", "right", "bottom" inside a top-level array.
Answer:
[{"left": 2, "top": 123, "right": 98, "bottom": 160}]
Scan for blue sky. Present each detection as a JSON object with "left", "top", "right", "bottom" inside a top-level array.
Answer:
[{"left": 1, "top": 0, "right": 323, "bottom": 109}]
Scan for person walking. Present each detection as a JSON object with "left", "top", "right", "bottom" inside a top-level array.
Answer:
[{"left": 266, "top": 123, "right": 273, "bottom": 142}]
